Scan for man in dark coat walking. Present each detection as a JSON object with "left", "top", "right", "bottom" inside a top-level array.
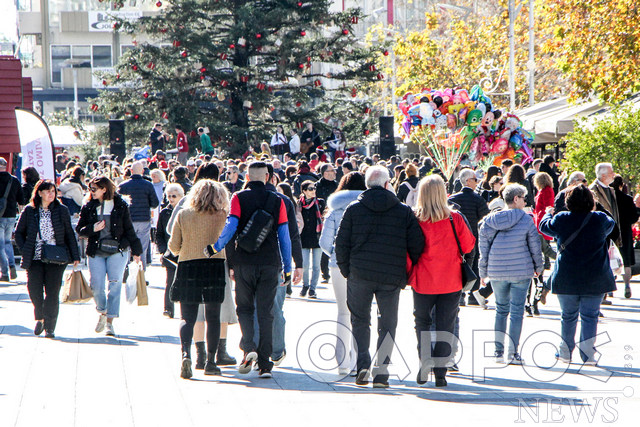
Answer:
[{"left": 335, "top": 166, "right": 424, "bottom": 388}]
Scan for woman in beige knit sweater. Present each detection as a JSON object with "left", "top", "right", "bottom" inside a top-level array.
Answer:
[{"left": 169, "top": 179, "right": 229, "bottom": 379}]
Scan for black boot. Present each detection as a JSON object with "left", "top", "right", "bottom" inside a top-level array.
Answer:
[
  {"left": 195, "top": 342, "right": 206, "bottom": 370},
  {"left": 216, "top": 338, "right": 237, "bottom": 366},
  {"left": 204, "top": 355, "right": 221, "bottom": 375},
  {"left": 180, "top": 350, "right": 192, "bottom": 379}
]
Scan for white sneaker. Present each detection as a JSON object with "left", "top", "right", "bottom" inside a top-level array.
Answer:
[
  {"left": 105, "top": 323, "right": 115, "bottom": 336},
  {"left": 473, "top": 290, "right": 488, "bottom": 309},
  {"left": 95, "top": 314, "right": 107, "bottom": 333}
]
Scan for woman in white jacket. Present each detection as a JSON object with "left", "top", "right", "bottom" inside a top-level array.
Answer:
[
  {"left": 59, "top": 166, "right": 86, "bottom": 215},
  {"left": 319, "top": 172, "right": 366, "bottom": 375}
]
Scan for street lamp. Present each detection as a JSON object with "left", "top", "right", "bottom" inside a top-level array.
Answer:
[{"left": 63, "top": 58, "right": 86, "bottom": 120}]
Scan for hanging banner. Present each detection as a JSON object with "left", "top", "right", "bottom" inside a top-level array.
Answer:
[{"left": 15, "top": 108, "right": 56, "bottom": 182}]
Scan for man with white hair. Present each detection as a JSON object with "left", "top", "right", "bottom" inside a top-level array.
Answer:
[
  {"left": 589, "top": 163, "right": 620, "bottom": 231},
  {"left": 118, "top": 161, "right": 160, "bottom": 270},
  {"left": 449, "top": 168, "right": 490, "bottom": 305},
  {"left": 335, "top": 166, "right": 424, "bottom": 388}
]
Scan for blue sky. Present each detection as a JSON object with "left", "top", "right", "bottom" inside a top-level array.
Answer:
[{"left": 0, "top": 0, "right": 17, "bottom": 42}]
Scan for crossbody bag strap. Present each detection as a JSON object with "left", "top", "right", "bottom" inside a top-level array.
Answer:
[
  {"left": 558, "top": 212, "right": 592, "bottom": 254},
  {"left": 2, "top": 177, "right": 12, "bottom": 200},
  {"left": 449, "top": 215, "right": 464, "bottom": 259}
]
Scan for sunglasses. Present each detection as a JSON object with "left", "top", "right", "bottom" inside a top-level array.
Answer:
[
  {"left": 89, "top": 187, "right": 100, "bottom": 192},
  {"left": 305, "top": 187, "right": 316, "bottom": 191}
]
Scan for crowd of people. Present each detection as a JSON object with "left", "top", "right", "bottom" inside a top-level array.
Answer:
[{"left": 4, "top": 128, "right": 638, "bottom": 388}]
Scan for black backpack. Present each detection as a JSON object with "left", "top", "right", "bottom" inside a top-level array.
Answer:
[{"left": 235, "top": 192, "right": 280, "bottom": 254}]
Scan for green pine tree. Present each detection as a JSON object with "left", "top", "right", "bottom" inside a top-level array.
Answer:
[{"left": 92, "top": 0, "right": 386, "bottom": 155}]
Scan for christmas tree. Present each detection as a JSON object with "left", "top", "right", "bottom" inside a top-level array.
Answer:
[{"left": 92, "top": 0, "right": 386, "bottom": 155}]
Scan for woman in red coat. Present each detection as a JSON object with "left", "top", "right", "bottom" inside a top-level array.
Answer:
[
  {"left": 409, "top": 174, "right": 475, "bottom": 387},
  {"left": 530, "top": 172, "right": 556, "bottom": 313}
]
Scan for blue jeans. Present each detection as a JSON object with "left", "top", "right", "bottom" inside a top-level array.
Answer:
[
  {"left": 302, "top": 247, "right": 322, "bottom": 290},
  {"left": 556, "top": 294, "right": 603, "bottom": 363},
  {"left": 253, "top": 274, "right": 286, "bottom": 359},
  {"left": 492, "top": 279, "right": 531, "bottom": 355},
  {"left": 88, "top": 251, "right": 129, "bottom": 318},
  {"left": 133, "top": 220, "right": 152, "bottom": 270},
  {"left": 0, "top": 217, "right": 16, "bottom": 275}
]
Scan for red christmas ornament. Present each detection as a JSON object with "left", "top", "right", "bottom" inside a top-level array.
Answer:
[
  {"left": 132, "top": 64, "right": 138, "bottom": 71},
  {"left": 351, "top": 88, "right": 357, "bottom": 97},
  {"left": 256, "top": 33, "right": 262, "bottom": 39},
  {"left": 342, "top": 28, "right": 349, "bottom": 35},
  {"left": 306, "top": 56, "right": 311, "bottom": 63},
  {"left": 159, "top": 28, "right": 167, "bottom": 33},
  {"left": 161, "top": 112, "right": 169, "bottom": 119},
  {"left": 257, "top": 82, "right": 266, "bottom": 90},
  {"left": 102, "top": 79, "right": 107, "bottom": 86},
  {"left": 147, "top": 62, "right": 155, "bottom": 70},
  {"left": 221, "top": 80, "right": 229, "bottom": 87},
  {"left": 364, "top": 107, "right": 372, "bottom": 114},
  {"left": 298, "top": 63, "right": 304, "bottom": 69},
  {"left": 173, "top": 40, "right": 181, "bottom": 47},
  {"left": 368, "top": 64, "right": 377, "bottom": 72},
  {"left": 229, "top": 44, "right": 235, "bottom": 49},
  {"left": 116, "top": 73, "right": 120, "bottom": 79},
  {"left": 383, "top": 50, "right": 389, "bottom": 56},
  {"left": 363, "top": 129, "right": 370, "bottom": 136},
  {"left": 113, "top": 22, "right": 120, "bottom": 30},
  {"left": 134, "top": 114, "right": 140, "bottom": 120},
  {"left": 200, "top": 75, "right": 205, "bottom": 80},
  {"left": 156, "top": 1, "right": 162, "bottom": 7},
  {"left": 297, "top": 1, "right": 302, "bottom": 6},
  {"left": 351, "top": 16, "right": 359, "bottom": 24},
  {"left": 240, "top": 75, "right": 249, "bottom": 83},
  {"left": 314, "top": 79, "right": 322, "bottom": 87},
  {"left": 190, "top": 130, "right": 197, "bottom": 138},
  {"left": 296, "top": 122, "right": 304, "bottom": 129},
  {"left": 267, "top": 85, "right": 274, "bottom": 92},
  {"left": 180, "top": 50, "right": 188, "bottom": 58},
  {"left": 296, "top": 101, "right": 302, "bottom": 107},
  {"left": 300, "top": 31, "right": 306, "bottom": 36},
  {"left": 200, "top": 67, "right": 207, "bottom": 73},
  {"left": 90, "top": 104, "right": 99, "bottom": 112},
  {"left": 143, "top": 92, "right": 149, "bottom": 98},
  {"left": 220, "top": 53, "right": 228, "bottom": 60},
  {"left": 377, "top": 73, "right": 384, "bottom": 80}
]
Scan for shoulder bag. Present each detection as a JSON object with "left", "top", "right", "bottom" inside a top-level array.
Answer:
[
  {"left": 236, "top": 192, "right": 280, "bottom": 254},
  {"left": 97, "top": 203, "right": 120, "bottom": 254},
  {"left": 0, "top": 176, "right": 13, "bottom": 217},
  {"left": 449, "top": 215, "right": 477, "bottom": 292},
  {"left": 38, "top": 208, "right": 70, "bottom": 265}
]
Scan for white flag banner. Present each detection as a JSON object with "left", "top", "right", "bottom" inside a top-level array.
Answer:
[{"left": 15, "top": 108, "right": 56, "bottom": 182}]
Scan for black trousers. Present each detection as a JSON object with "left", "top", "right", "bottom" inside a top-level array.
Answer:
[
  {"left": 321, "top": 252, "right": 330, "bottom": 280},
  {"left": 26, "top": 260, "right": 67, "bottom": 333},
  {"left": 180, "top": 302, "right": 221, "bottom": 356},
  {"left": 413, "top": 290, "right": 460, "bottom": 379},
  {"left": 347, "top": 279, "right": 400, "bottom": 380},
  {"left": 164, "top": 265, "right": 176, "bottom": 314},
  {"left": 235, "top": 264, "right": 279, "bottom": 369}
]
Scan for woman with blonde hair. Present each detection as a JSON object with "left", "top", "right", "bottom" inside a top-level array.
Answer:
[
  {"left": 168, "top": 179, "right": 230, "bottom": 379},
  {"left": 409, "top": 175, "right": 475, "bottom": 387}
]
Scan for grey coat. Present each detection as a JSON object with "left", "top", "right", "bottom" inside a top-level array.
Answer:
[
  {"left": 478, "top": 208, "right": 543, "bottom": 281},
  {"left": 319, "top": 190, "right": 362, "bottom": 267}
]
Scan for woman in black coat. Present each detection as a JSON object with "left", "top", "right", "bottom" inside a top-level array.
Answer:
[
  {"left": 76, "top": 176, "right": 142, "bottom": 337},
  {"left": 21, "top": 166, "right": 40, "bottom": 203},
  {"left": 155, "top": 183, "right": 185, "bottom": 318},
  {"left": 298, "top": 180, "right": 325, "bottom": 298},
  {"left": 15, "top": 180, "right": 80, "bottom": 338},
  {"left": 611, "top": 175, "right": 640, "bottom": 298}
]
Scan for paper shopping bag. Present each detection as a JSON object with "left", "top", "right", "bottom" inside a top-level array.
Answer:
[
  {"left": 62, "top": 270, "right": 93, "bottom": 303},
  {"left": 136, "top": 265, "right": 148, "bottom": 306}
]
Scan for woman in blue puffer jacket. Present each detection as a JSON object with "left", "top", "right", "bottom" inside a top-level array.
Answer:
[
  {"left": 319, "top": 172, "right": 366, "bottom": 376},
  {"left": 479, "top": 183, "right": 543, "bottom": 366}
]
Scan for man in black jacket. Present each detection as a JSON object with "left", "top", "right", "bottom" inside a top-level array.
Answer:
[
  {"left": 449, "top": 168, "right": 490, "bottom": 305},
  {"left": 335, "top": 166, "right": 424, "bottom": 388},
  {"left": 0, "top": 157, "right": 25, "bottom": 282}
]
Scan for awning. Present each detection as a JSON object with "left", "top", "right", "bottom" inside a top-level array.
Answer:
[{"left": 49, "top": 125, "right": 95, "bottom": 147}]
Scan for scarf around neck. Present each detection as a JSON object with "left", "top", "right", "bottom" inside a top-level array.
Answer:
[{"left": 300, "top": 195, "right": 322, "bottom": 233}]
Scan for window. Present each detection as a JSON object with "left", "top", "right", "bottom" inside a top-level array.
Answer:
[
  {"left": 72, "top": 45, "right": 91, "bottom": 67},
  {"left": 51, "top": 45, "right": 71, "bottom": 83},
  {"left": 92, "top": 45, "right": 112, "bottom": 67},
  {"left": 120, "top": 45, "right": 134, "bottom": 56}
]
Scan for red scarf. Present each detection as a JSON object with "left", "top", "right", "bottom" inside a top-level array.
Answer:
[{"left": 300, "top": 195, "right": 323, "bottom": 233}]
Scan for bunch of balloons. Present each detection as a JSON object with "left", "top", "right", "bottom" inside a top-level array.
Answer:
[{"left": 398, "top": 85, "right": 534, "bottom": 166}]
